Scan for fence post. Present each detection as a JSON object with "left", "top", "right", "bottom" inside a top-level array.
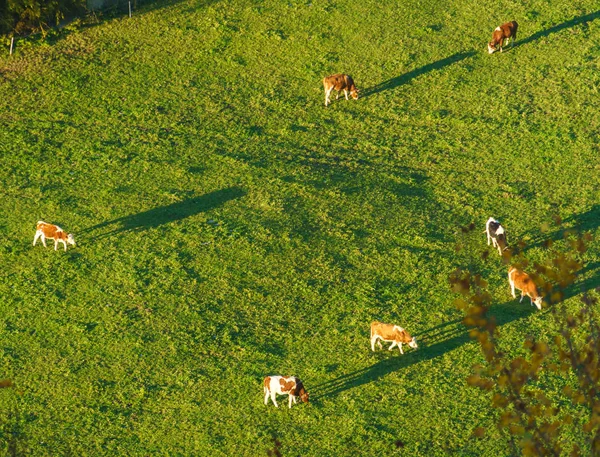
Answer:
[
  {"left": 128, "top": 1, "right": 132, "bottom": 17},
  {"left": 9, "top": 37, "right": 14, "bottom": 56}
]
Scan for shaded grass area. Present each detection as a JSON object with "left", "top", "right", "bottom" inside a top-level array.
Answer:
[{"left": 0, "top": 0, "right": 599, "bottom": 455}]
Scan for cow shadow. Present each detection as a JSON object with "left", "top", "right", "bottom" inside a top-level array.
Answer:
[
  {"left": 516, "top": 10, "right": 600, "bottom": 48},
  {"left": 313, "top": 258, "right": 600, "bottom": 400},
  {"left": 363, "top": 50, "right": 476, "bottom": 98},
  {"left": 81, "top": 187, "right": 245, "bottom": 240},
  {"left": 552, "top": 261, "right": 600, "bottom": 303},
  {"left": 310, "top": 297, "right": 548, "bottom": 399},
  {"left": 517, "top": 205, "right": 600, "bottom": 253}
]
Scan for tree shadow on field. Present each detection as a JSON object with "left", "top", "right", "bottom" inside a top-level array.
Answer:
[
  {"left": 517, "top": 205, "right": 600, "bottom": 253},
  {"left": 311, "top": 300, "right": 540, "bottom": 399},
  {"left": 516, "top": 10, "right": 600, "bottom": 48},
  {"left": 23, "top": 0, "right": 219, "bottom": 50},
  {"left": 82, "top": 187, "right": 245, "bottom": 240},
  {"left": 362, "top": 51, "right": 475, "bottom": 98}
]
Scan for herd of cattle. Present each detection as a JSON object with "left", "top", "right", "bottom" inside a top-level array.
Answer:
[
  {"left": 32, "top": 20, "right": 534, "bottom": 409},
  {"left": 259, "top": 216, "right": 542, "bottom": 408},
  {"left": 33, "top": 212, "right": 541, "bottom": 411}
]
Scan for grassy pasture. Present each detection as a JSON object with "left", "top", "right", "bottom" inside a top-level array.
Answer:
[{"left": 1, "top": 0, "right": 600, "bottom": 454}]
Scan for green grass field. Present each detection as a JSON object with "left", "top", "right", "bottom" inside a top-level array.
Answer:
[{"left": 1, "top": 0, "right": 599, "bottom": 454}]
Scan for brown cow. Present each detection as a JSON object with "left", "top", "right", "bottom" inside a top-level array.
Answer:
[
  {"left": 370, "top": 321, "right": 418, "bottom": 354},
  {"left": 263, "top": 376, "right": 309, "bottom": 408},
  {"left": 488, "top": 21, "right": 518, "bottom": 54},
  {"left": 508, "top": 267, "right": 543, "bottom": 310},
  {"left": 33, "top": 221, "right": 76, "bottom": 251},
  {"left": 323, "top": 74, "right": 359, "bottom": 107}
]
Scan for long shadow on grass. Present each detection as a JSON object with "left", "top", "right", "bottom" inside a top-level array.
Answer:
[
  {"left": 553, "top": 262, "right": 600, "bottom": 303},
  {"left": 363, "top": 51, "right": 475, "bottom": 98},
  {"left": 314, "top": 263, "right": 600, "bottom": 399},
  {"left": 516, "top": 10, "right": 600, "bottom": 48},
  {"left": 517, "top": 205, "right": 600, "bottom": 253},
  {"left": 311, "top": 296, "right": 559, "bottom": 399},
  {"left": 82, "top": 187, "right": 245, "bottom": 240}
]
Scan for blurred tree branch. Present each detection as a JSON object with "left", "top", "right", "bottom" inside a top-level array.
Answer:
[{"left": 451, "top": 222, "right": 598, "bottom": 456}]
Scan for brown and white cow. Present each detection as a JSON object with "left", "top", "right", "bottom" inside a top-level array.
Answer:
[
  {"left": 33, "top": 221, "right": 76, "bottom": 251},
  {"left": 508, "top": 267, "right": 543, "bottom": 310},
  {"left": 323, "top": 74, "right": 359, "bottom": 107},
  {"left": 370, "top": 321, "right": 418, "bottom": 354},
  {"left": 488, "top": 21, "right": 518, "bottom": 54},
  {"left": 263, "top": 376, "right": 309, "bottom": 408}
]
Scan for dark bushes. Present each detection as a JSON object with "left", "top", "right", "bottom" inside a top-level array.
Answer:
[{"left": 0, "top": 0, "right": 86, "bottom": 36}]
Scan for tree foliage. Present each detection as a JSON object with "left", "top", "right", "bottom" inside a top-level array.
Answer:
[
  {"left": 0, "top": 0, "right": 86, "bottom": 36},
  {"left": 451, "top": 225, "right": 599, "bottom": 456}
]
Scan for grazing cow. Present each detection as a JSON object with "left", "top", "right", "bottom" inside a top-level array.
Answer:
[
  {"left": 323, "top": 74, "right": 359, "bottom": 107},
  {"left": 33, "top": 221, "right": 76, "bottom": 251},
  {"left": 485, "top": 217, "right": 509, "bottom": 255},
  {"left": 370, "top": 321, "right": 418, "bottom": 354},
  {"left": 263, "top": 376, "right": 309, "bottom": 408},
  {"left": 508, "top": 267, "right": 543, "bottom": 310},
  {"left": 488, "top": 21, "right": 518, "bottom": 54}
]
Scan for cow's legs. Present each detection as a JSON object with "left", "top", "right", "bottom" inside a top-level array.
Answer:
[
  {"left": 41, "top": 234, "right": 47, "bottom": 247},
  {"left": 388, "top": 341, "right": 396, "bottom": 350},
  {"left": 270, "top": 391, "right": 279, "bottom": 408},
  {"left": 509, "top": 278, "right": 516, "bottom": 298},
  {"left": 336, "top": 90, "right": 340, "bottom": 100},
  {"left": 61, "top": 239, "right": 67, "bottom": 251},
  {"left": 264, "top": 388, "right": 270, "bottom": 405},
  {"left": 520, "top": 291, "right": 524, "bottom": 303},
  {"left": 288, "top": 395, "right": 294, "bottom": 408},
  {"left": 344, "top": 89, "right": 349, "bottom": 100},
  {"left": 371, "top": 335, "right": 383, "bottom": 351},
  {"left": 54, "top": 239, "right": 59, "bottom": 251},
  {"left": 33, "top": 231, "right": 42, "bottom": 246},
  {"left": 325, "top": 87, "right": 334, "bottom": 106},
  {"left": 398, "top": 342, "right": 404, "bottom": 354},
  {"left": 486, "top": 229, "right": 491, "bottom": 245}
]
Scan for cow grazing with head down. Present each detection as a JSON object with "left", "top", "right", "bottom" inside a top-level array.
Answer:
[
  {"left": 488, "top": 21, "right": 518, "bottom": 54},
  {"left": 370, "top": 321, "right": 418, "bottom": 354},
  {"left": 485, "top": 217, "right": 509, "bottom": 255},
  {"left": 263, "top": 376, "right": 309, "bottom": 408},
  {"left": 323, "top": 74, "right": 359, "bottom": 107},
  {"left": 508, "top": 267, "right": 543, "bottom": 310},
  {"left": 33, "top": 221, "right": 76, "bottom": 251}
]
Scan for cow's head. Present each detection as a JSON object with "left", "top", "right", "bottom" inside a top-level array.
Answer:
[
  {"left": 487, "top": 42, "right": 497, "bottom": 54},
  {"left": 533, "top": 296, "right": 543, "bottom": 310},
  {"left": 299, "top": 387, "right": 309, "bottom": 404},
  {"left": 350, "top": 88, "right": 359, "bottom": 100},
  {"left": 408, "top": 337, "right": 418, "bottom": 349},
  {"left": 67, "top": 234, "right": 76, "bottom": 246}
]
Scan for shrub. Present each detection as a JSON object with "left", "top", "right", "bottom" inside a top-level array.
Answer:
[{"left": 0, "top": 0, "right": 87, "bottom": 36}]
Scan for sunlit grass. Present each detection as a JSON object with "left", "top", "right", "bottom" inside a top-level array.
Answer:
[{"left": 0, "top": 0, "right": 599, "bottom": 454}]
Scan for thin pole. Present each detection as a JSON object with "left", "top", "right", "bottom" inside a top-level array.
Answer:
[
  {"left": 128, "top": 1, "right": 132, "bottom": 17},
  {"left": 9, "top": 37, "right": 14, "bottom": 56}
]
